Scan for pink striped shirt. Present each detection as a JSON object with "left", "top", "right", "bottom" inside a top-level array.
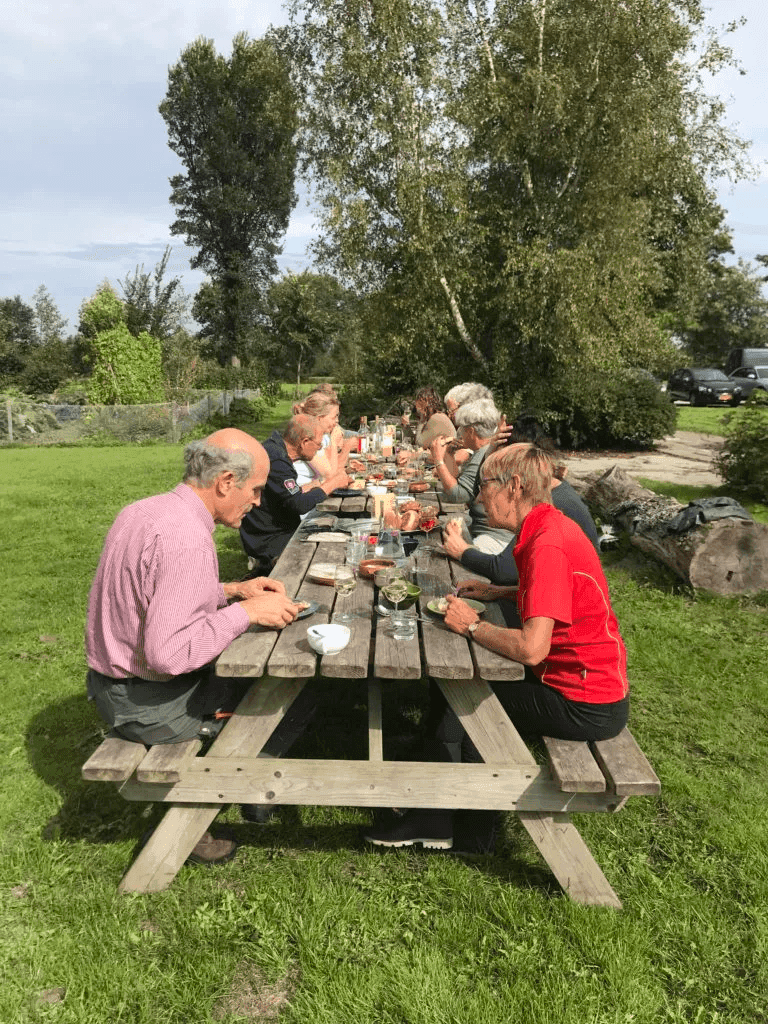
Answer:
[{"left": 85, "top": 483, "right": 250, "bottom": 681}]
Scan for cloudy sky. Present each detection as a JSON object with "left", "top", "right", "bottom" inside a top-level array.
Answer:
[{"left": 1, "top": 0, "right": 766, "bottom": 334}]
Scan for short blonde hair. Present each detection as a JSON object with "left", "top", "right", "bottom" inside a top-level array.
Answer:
[{"left": 484, "top": 443, "right": 554, "bottom": 505}]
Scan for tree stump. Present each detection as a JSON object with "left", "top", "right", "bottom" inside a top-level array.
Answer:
[{"left": 584, "top": 466, "right": 768, "bottom": 595}]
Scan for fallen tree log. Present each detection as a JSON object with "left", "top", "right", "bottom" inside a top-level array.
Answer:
[{"left": 583, "top": 466, "right": 768, "bottom": 596}]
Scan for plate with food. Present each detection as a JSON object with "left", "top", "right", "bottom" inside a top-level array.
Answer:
[
  {"left": 295, "top": 600, "right": 320, "bottom": 619},
  {"left": 307, "top": 562, "right": 339, "bottom": 585},
  {"left": 427, "top": 597, "right": 485, "bottom": 616}
]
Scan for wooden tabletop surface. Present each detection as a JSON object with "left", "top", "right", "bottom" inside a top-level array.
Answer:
[{"left": 217, "top": 509, "right": 523, "bottom": 685}]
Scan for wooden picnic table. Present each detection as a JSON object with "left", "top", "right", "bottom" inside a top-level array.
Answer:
[{"left": 105, "top": 503, "right": 649, "bottom": 908}]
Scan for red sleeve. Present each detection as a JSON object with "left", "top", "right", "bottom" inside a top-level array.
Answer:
[{"left": 519, "top": 544, "right": 573, "bottom": 626}]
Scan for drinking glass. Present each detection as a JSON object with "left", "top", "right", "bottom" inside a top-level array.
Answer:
[
  {"left": 333, "top": 564, "right": 357, "bottom": 623},
  {"left": 382, "top": 575, "right": 414, "bottom": 639},
  {"left": 419, "top": 512, "right": 437, "bottom": 535}
]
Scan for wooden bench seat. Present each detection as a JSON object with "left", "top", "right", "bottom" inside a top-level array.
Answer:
[
  {"left": 82, "top": 736, "right": 202, "bottom": 785},
  {"left": 543, "top": 727, "right": 660, "bottom": 799}
]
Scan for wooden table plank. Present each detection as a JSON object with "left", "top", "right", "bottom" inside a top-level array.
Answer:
[
  {"left": 340, "top": 495, "right": 368, "bottom": 514},
  {"left": 414, "top": 544, "right": 475, "bottom": 680},
  {"left": 321, "top": 567, "right": 374, "bottom": 679},
  {"left": 266, "top": 541, "right": 339, "bottom": 678},
  {"left": 120, "top": 757, "right": 621, "bottom": 813},
  {"left": 449, "top": 562, "right": 524, "bottom": 682},
  {"left": 316, "top": 497, "right": 342, "bottom": 513}
]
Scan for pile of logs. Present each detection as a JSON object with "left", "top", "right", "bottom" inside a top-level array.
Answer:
[{"left": 580, "top": 466, "right": 768, "bottom": 595}]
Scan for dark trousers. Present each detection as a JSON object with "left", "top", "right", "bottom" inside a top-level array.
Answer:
[{"left": 427, "top": 671, "right": 629, "bottom": 765}]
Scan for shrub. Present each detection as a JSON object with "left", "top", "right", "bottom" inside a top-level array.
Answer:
[
  {"left": 181, "top": 396, "right": 273, "bottom": 441},
  {"left": 86, "top": 326, "right": 165, "bottom": 405},
  {"left": 716, "top": 392, "right": 768, "bottom": 501},
  {"left": 81, "top": 405, "right": 173, "bottom": 445},
  {"left": 519, "top": 366, "right": 678, "bottom": 450}
]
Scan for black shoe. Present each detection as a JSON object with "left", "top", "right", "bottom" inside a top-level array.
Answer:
[
  {"left": 241, "top": 803, "right": 280, "bottom": 823},
  {"left": 364, "top": 809, "right": 453, "bottom": 850}
]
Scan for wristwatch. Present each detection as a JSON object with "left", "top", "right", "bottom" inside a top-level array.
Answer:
[
  {"left": 434, "top": 460, "right": 445, "bottom": 468},
  {"left": 467, "top": 619, "right": 481, "bottom": 638}
]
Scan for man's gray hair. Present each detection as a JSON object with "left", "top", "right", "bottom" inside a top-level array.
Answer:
[
  {"left": 284, "top": 414, "right": 320, "bottom": 448},
  {"left": 444, "top": 382, "right": 493, "bottom": 408},
  {"left": 453, "top": 398, "right": 501, "bottom": 438},
  {"left": 183, "top": 439, "right": 254, "bottom": 487}
]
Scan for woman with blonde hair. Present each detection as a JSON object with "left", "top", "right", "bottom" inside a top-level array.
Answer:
[{"left": 292, "top": 391, "right": 356, "bottom": 483}]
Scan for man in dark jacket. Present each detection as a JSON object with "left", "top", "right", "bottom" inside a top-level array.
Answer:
[{"left": 240, "top": 415, "right": 350, "bottom": 572}]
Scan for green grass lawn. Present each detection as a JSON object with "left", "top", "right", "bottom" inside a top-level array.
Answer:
[
  {"left": 2, "top": 445, "right": 767, "bottom": 1023},
  {"left": 673, "top": 404, "right": 740, "bottom": 436}
]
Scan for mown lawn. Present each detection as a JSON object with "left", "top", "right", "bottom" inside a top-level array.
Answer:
[{"left": 1, "top": 445, "right": 767, "bottom": 1024}]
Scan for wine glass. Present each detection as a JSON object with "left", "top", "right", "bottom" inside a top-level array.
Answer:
[
  {"left": 419, "top": 512, "right": 437, "bottom": 535},
  {"left": 382, "top": 573, "right": 412, "bottom": 638},
  {"left": 333, "top": 564, "right": 357, "bottom": 623}
]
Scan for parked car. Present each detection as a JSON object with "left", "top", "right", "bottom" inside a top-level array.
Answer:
[
  {"left": 667, "top": 368, "right": 742, "bottom": 406},
  {"left": 727, "top": 365, "right": 768, "bottom": 399}
]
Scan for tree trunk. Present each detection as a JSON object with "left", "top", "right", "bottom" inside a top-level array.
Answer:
[{"left": 583, "top": 465, "right": 768, "bottom": 596}]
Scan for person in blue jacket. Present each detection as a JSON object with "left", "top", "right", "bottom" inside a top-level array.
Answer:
[{"left": 240, "top": 415, "right": 350, "bottom": 574}]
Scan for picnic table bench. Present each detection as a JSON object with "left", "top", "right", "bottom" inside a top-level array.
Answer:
[{"left": 82, "top": 510, "right": 659, "bottom": 907}]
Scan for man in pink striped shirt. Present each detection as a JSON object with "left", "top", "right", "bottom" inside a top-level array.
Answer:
[{"left": 86, "top": 428, "right": 300, "bottom": 863}]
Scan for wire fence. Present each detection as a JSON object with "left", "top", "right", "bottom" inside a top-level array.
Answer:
[{"left": 0, "top": 390, "right": 262, "bottom": 446}]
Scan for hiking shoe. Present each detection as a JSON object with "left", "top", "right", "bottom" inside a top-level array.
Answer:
[
  {"left": 186, "top": 832, "right": 237, "bottom": 865},
  {"left": 364, "top": 809, "right": 453, "bottom": 850}
]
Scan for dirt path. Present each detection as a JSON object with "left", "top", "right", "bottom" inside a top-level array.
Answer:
[{"left": 564, "top": 431, "right": 724, "bottom": 489}]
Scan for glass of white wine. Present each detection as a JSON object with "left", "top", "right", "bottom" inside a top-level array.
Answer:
[
  {"left": 382, "top": 574, "right": 414, "bottom": 639},
  {"left": 333, "top": 564, "right": 357, "bottom": 623}
]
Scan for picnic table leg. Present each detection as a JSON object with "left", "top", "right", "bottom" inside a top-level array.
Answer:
[
  {"left": 118, "top": 676, "right": 307, "bottom": 894},
  {"left": 434, "top": 676, "right": 622, "bottom": 909},
  {"left": 368, "top": 679, "right": 383, "bottom": 761}
]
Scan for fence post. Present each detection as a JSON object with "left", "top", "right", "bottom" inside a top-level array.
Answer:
[
  {"left": 6, "top": 400, "right": 12, "bottom": 443},
  {"left": 171, "top": 403, "right": 178, "bottom": 444}
]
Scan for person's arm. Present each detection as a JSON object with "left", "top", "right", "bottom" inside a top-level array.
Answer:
[
  {"left": 444, "top": 596, "right": 553, "bottom": 666},
  {"left": 460, "top": 538, "right": 519, "bottom": 586}
]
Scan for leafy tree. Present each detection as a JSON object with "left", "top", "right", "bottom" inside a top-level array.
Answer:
[
  {"left": 159, "top": 32, "right": 298, "bottom": 363},
  {"left": 31, "top": 285, "right": 67, "bottom": 346},
  {"left": 286, "top": 0, "right": 752, "bottom": 433},
  {"left": 77, "top": 284, "right": 164, "bottom": 404},
  {"left": 118, "top": 247, "right": 189, "bottom": 339},
  {"left": 679, "top": 252, "right": 768, "bottom": 367},
  {"left": 0, "top": 296, "right": 38, "bottom": 384},
  {"left": 78, "top": 283, "right": 124, "bottom": 338},
  {"left": 266, "top": 271, "right": 357, "bottom": 391}
]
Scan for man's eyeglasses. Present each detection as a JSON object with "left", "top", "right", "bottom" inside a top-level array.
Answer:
[{"left": 480, "top": 475, "right": 503, "bottom": 488}]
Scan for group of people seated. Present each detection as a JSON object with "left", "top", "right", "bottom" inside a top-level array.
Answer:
[{"left": 84, "top": 381, "right": 629, "bottom": 863}]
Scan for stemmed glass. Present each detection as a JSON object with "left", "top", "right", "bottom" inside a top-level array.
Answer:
[
  {"left": 381, "top": 572, "right": 411, "bottom": 638},
  {"left": 333, "top": 564, "right": 357, "bottom": 623},
  {"left": 419, "top": 511, "right": 437, "bottom": 535}
]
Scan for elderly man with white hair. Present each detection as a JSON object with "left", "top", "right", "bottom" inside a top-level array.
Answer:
[
  {"left": 86, "top": 428, "right": 302, "bottom": 865},
  {"left": 430, "top": 397, "right": 513, "bottom": 554}
]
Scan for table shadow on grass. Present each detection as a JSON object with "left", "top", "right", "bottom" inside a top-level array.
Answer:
[{"left": 26, "top": 693, "right": 151, "bottom": 845}]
